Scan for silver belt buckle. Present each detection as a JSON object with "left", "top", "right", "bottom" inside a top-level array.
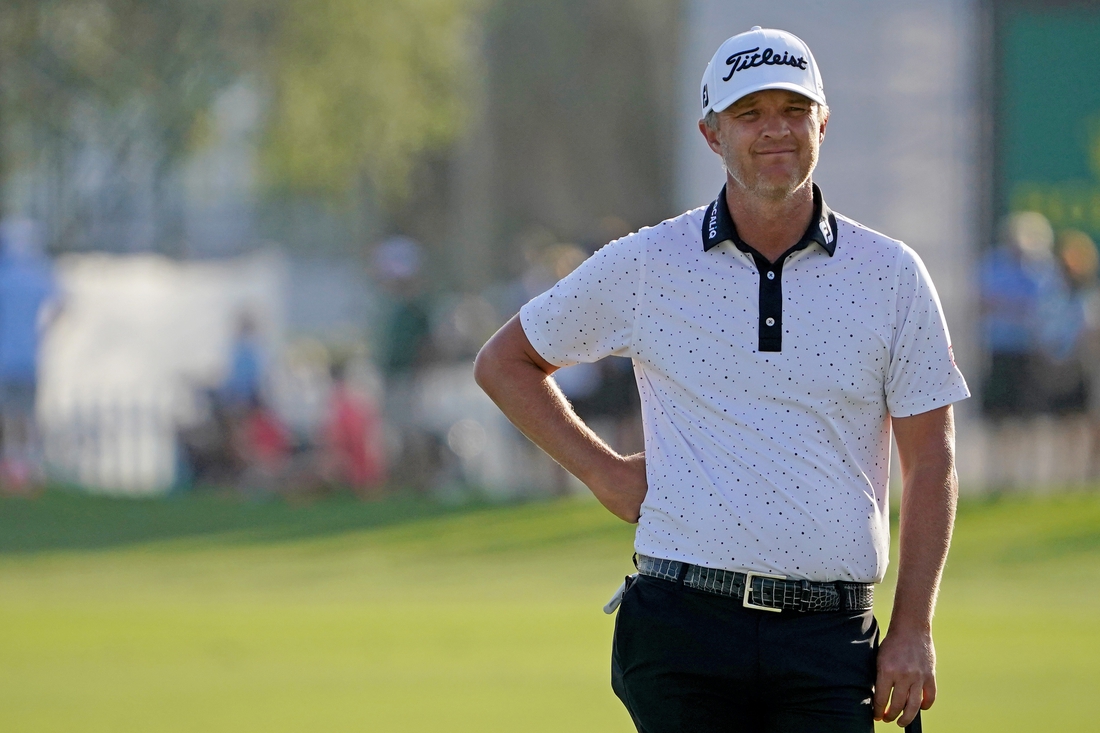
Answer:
[{"left": 743, "top": 571, "right": 787, "bottom": 612}]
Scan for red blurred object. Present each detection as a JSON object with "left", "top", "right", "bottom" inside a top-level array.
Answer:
[
  {"left": 322, "top": 380, "right": 386, "bottom": 494},
  {"left": 241, "top": 403, "right": 292, "bottom": 472}
]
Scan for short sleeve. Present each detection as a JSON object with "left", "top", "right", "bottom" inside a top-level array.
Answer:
[
  {"left": 519, "top": 234, "right": 644, "bottom": 366},
  {"left": 885, "top": 246, "right": 971, "bottom": 417}
]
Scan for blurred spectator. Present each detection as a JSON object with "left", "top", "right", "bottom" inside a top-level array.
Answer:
[
  {"left": 233, "top": 394, "right": 293, "bottom": 496},
  {"left": 979, "top": 212, "right": 1064, "bottom": 417},
  {"left": 177, "top": 388, "right": 243, "bottom": 488},
  {"left": 319, "top": 360, "right": 386, "bottom": 496},
  {"left": 1055, "top": 230, "right": 1100, "bottom": 477},
  {"left": 373, "top": 235, "right": 437, "bottom": 490},
  {"left": 220, "top": 311, "right": 266, "bottom": 411},
  {"left": 1040, "top": 229, "right": 1097, "bottom": 415},
  {"left": 979, "top": 212, "right": 1069, "bottom": 489},
  {"left": 179, "top": 310, "right": 274, "bottom": 492},
  {"left": 0, "top": 219, "right": 59, "bottom": 494},
  {"left": 374, "top": 236, "right": 433, "bottom": 377}
]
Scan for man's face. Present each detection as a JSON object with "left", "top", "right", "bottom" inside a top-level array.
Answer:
[{"left": 700, "top": 90, "right": 828, "bottom": 201}]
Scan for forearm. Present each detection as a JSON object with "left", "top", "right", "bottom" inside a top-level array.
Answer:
[
  {"left": 874, "top": 405, "right": 957, "bottom": 724},
  {"left": 891, "top": 408, "right": 958, "bottom": 631}
]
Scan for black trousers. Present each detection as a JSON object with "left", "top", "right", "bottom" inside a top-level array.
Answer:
[{"left": 611, "top": 574, "right": 878, "bottom": 733}]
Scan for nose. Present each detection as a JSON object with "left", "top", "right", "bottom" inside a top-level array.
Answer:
[{"left": 759, "top": 110, "right": 791, "bottom": 138}]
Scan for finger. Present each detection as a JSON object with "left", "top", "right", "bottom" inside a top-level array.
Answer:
[
  {"left": 921, "top": 678, "right": 937, "bottom": 710},
  {"left": 897, "top": 683, "right": 923, "bottom": 727},
  {"left": 873, "top": 673, "right": 892, "bottom": 720},
  {"left": 882, "top": 683, "right": 909, "bottom": 724}
]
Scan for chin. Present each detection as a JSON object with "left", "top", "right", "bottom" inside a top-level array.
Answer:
[
  {"left": 748, "top": 176, "right": 805, "bottom": 200},
  {"left": 725, "top": 159, "right": 810, "bottom": 199}
]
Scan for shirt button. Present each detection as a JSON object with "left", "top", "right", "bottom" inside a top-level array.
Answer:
[
  {"left": 766, "top": 271, "right": 775, "bottom": 280},
  {"left": 765, "top": 317, "right": 776, "bottom": 327}
]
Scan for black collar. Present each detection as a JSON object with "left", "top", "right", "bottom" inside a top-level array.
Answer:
[{"left": 701, "top": 183, "right": 837, "bottom": 257}]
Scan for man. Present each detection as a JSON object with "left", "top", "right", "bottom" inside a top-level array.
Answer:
[{"left": 475, "top": 26, "right": 968, "bottom": 732}]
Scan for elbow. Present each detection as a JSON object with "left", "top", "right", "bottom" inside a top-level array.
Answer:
[
  {"left": 473, "top": 342, "right": 496, "bottom": 394},
  {"left": 474, "top": 314, "right": 550, "bottom": 397}
]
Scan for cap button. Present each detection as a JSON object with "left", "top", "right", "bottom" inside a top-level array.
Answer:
[{"left": 750, "top": 25, "right": 762, "bottom": 30}]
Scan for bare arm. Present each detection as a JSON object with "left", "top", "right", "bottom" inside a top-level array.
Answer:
[
  {"left": 874, "top": 404, "right": 958, "bottom": 727},
  {"left": 473, "top": 315, "right": 647, "bottom": 522}
]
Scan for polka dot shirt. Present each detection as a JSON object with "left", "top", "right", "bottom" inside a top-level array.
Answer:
[{"left": 519, "top": 192, "right": 970, "bottom": 583}]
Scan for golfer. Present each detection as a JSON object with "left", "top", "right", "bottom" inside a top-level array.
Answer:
[{"left": 475, "top": 26, "right": 968, "bottom": 732}]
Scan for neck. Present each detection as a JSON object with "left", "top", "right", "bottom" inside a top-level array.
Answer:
[{"left": 725, "top": 178, "right": 815, "bottom": 263}]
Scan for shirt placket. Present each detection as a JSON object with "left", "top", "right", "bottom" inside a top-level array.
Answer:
[{"left": 748, "top": 246, "right": 807, "bottom": 353}]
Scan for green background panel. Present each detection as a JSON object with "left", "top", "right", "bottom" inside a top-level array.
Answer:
[{"left": 998, "top": 7, "right": 1100, "bottom": 237}]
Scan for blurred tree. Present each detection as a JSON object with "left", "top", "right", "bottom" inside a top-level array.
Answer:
[
  {"left": 0, "top": 0, "right": 267, "bottom": 249},
  {"left": 478, "top": 0, "right": 678, "bottom": 269},
  {"left": 0, "top": 0, "right": 482, "bottom": 247},
  {"left": 0, "top": 0, "right": 248, "bottom": 184},
  {"left": 263, "top": 0, "right": 482, "bottom": 200}
]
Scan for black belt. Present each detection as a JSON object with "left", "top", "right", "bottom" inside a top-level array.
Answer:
[{"left": 635, "top": 554, "right": 874, "bottom": 612}]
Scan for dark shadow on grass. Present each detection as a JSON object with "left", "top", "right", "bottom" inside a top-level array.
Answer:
[{"left": 0, "top": 487, "right": 530, "bottom": 555}]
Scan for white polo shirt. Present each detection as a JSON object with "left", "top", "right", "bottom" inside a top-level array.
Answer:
[{"left": 519, "top": 185, "right": 970, "bottom": 583}]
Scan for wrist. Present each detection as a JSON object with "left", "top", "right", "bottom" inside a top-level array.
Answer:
[
  {"left": 575, "top": 448, "right": 625, "bottom": 488},
  {"left": 583, "top": 451, "right": 646, "bottom": 524},
  {"left": 885, "top": 613, "right": 933, "bottom": 636}
]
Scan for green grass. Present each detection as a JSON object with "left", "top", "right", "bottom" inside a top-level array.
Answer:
[{"left": 1, "top": 489, "right": 1098, "bottom": 732}]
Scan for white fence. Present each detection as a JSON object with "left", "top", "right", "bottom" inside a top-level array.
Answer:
[{"left": 39, "top": 389, "right": 180, "bottom": 496}]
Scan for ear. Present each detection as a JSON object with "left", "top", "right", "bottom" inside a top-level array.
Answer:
[
  {"left": 698, "top": 118, "right": 723, "bottom": 156},
  {"left": 818, "top": 109, "right": 829, "bottom": 144}
]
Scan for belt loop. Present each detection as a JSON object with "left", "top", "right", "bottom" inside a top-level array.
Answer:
[
  {"left": 675, "top": 560, "right": 689, "bottom": 585},
  {"left": 632, "top": 552, "right": 639, "bottom": 570}
]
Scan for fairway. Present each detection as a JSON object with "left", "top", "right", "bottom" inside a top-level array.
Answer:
[{"left": 1, "top": 490, "right": 1099, "bottom": 732}]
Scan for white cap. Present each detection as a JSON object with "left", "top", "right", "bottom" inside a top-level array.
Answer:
[{"left": 700, "top": 26, "right": 825, "bottom": 116}]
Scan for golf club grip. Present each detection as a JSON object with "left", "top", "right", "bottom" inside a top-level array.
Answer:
[{"left": 905, "top": 710, "right": 923, "bottom": 733}]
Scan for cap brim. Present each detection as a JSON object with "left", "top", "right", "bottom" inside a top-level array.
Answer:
[{"left": 710, "top": 81, "right": 826, "bottom": 113}]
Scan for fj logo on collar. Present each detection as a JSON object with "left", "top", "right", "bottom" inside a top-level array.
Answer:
[{"left": 818, "top": 217, "right": 833, "bottom": 245}]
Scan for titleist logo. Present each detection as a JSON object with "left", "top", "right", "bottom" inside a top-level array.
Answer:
[{"left": 723, "top": 46, "right": 808, "bottom": 82}]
